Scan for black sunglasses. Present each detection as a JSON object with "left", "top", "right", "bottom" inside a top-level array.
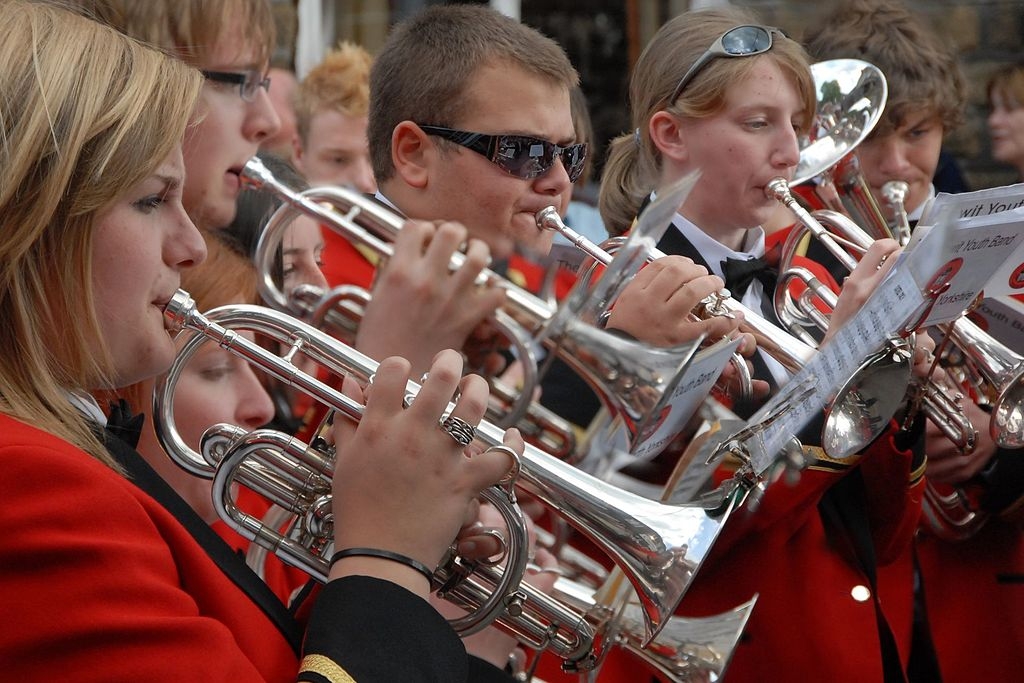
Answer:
[
  {"left": 418, "top": 125, "right": 588, "bottom": 183},
  {"left": 201, "top": 69, "right": 271, "bottom": 102},
  {"left": 669, "top": 25, "right": 783, "bottom": 103}
]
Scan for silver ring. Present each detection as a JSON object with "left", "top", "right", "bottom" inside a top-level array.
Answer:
[
  {"left": 876, "top": 253, "right": 890, "bottom": 271},
  {"left": 439, "top": 415, "right": 476, "bottom": 447},
  {"left": 484, "top": 444, "right": 522, "bottom": 487},
  {"left": 475, "top": 528, "right": 508, "bottom": 567}
]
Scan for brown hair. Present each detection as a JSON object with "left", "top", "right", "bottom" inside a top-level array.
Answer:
[
  {"left": 988, "top": 62, "right": 1024, "bottom": 110},
  {"left": 294, "top": 42, "right": 373, "bottom": 144},
  {"left": 368, "top": 4, "right": 578, "bottom": 183},
  {"left": 73, "top": 0, "right": 275, "bottom": 69},
  {"left": 0, "top": 0, "right": 202, "bottom": 465},
  {"left": 599, "top": 7, "right": 815, "bottom": 235},
  {"left": 803, "top": 0, "right": 965, "bottom": 137}
]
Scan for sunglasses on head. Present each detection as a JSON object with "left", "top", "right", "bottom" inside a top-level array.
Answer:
[
  {"left": 418, "top": 125, "right": 588, "bottom": 183},
  {"left": 668, "top": 24, "right": 783, "bottom": 104}
]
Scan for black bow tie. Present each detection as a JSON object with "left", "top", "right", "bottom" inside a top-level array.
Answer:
[
  {"left": 721, "top": 255, "right": 777, "bottom": 298},
  {"left": 105, "top": 399, "right": 145, "bottom": 449}
]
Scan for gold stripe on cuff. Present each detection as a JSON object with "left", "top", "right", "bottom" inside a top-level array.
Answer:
[{"left": 300, "top": 654, "right": 357, "bottom": 683}]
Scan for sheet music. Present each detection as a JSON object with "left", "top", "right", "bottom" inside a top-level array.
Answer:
[
  {"left": 630, "top": 336, "right": 742, "bottom": 460},
  {"left": 742, "top": 264, "right": 924, "bottom": 475}
]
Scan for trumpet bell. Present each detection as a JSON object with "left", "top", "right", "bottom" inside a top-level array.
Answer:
[
  {"left": 822, "top": 348, "right": 913, "bottom": 458},
  {"left": 618, "top": 597, "right": 758, "bottom": 683},
  {"left": 794, "top": 59, "right": 887, "bottom": 186}
]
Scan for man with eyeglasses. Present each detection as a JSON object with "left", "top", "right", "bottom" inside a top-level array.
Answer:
[{"left": 78, "top": 0, "right": 281, "bottom": 233}]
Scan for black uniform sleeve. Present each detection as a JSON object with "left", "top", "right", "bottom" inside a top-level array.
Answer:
[{"left": 300, "top": 576, "right": 468, "bottom": 683}]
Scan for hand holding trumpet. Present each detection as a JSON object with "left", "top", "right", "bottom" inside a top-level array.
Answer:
[
  {"left": 328, "top": 349, "right": 523, "bottom": 596},
  {"left": 355, "top": 220, "right": 507, "bottom": 377}
]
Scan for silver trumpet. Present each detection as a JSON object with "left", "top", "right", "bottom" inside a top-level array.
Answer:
[
  {"left": 275, "top": 280, "right": 577, "bottom": 460},
  {"left": 536, "top": 207, "right": 900, "bottom": 461},
  {"left": 241, "top": 156, "right": 709, "bottom": 458},
  {"left": 157, "top": 290, "right": 741, "bottom": 650}
]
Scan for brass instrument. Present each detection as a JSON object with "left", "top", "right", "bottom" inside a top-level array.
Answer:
[
  {"left": 241, "top": 156, "right": 711, "bottom": 459},
  {"left": 883, "top": 181, "right": 1024, "bottom": 451},
  {"left": 536, "top": 207, "right": 902, "bottom": 461},
  {"left": 156, "top": 290, "right": 742, "bottom": 654},
  {"left": 768, "top": 177, "right": 980, "bottom": 456},
  {"left": 776, "top": 60, "right": 1024, "bottom": 539}
]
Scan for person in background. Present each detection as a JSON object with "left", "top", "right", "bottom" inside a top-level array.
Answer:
[
  {"left": 292, "top": 43, "right": 380, "bottom": 289},
  {"left": 988, "top": 61, "right": 1024, "bottom": 181},
  {"left": 293, "top": 43, "right": 376, "bottom": 194},
  {"left": 221, "top": 151, "right": 329, "bottom": 299},
  {"left": 261, "top": 66, "right": 300, "bottom": 160},
  {"left": 805, "top": 2, "right": 1024, "bottom": 680}
]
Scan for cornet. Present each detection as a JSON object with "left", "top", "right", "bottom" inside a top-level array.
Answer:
[
  {"left": 241, "top": 156, "right": 712, "bottom": 459},
  {"left": 156, "top": 289, "right": 742, "bottom": 651},
  {"left": 536, "top": 207, "right": 901, "bottom": 462}
]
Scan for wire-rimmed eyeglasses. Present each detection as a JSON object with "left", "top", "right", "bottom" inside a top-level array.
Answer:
[{"left": 201, "top": 69, "right": 271, "bottom": 102}]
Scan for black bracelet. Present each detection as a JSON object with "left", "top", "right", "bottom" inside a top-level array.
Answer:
[{"left": 329, "top": 547, "right": 435, "bottom": 585}]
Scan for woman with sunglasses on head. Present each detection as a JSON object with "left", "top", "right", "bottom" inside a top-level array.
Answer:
[
  {"left": 0, "top": 2, "right": 524, "bottom": 681},
  {"left": 598, "top": 8, "right": 936, "bottom": 681}
]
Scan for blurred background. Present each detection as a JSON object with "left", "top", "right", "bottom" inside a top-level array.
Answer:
[{"left": 269, "top": 0, "right": 1024, "bottom": 193}]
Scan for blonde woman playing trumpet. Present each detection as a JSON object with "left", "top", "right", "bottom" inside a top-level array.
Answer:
[{"left": 0, "top": 2, "right": 522, "bottom": 680}]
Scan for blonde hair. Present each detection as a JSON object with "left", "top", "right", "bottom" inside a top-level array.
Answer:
[
  {"left": 599, "top": 8, "right": 815, "bottom": 235},
  {"left": 0, "top": 0, "right": 202, "bottom": 466},
  {"left": 74, "top": 0, "right": 275, "bottom": 69},
  {"left": 294, "top": 42, "right": 373, "bottom": 144}
]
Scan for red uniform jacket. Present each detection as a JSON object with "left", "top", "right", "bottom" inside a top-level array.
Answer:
[
  {"left": 0, "top": 413, "right": 510, "bottom": 682},
  {"left": 560, "top": 221, "right": 924, "bottom": 682}
]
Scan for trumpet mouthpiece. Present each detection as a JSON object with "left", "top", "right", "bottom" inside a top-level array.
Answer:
[
  {"left": 535, "top": 206, "right": 562, "bottom": 232},
  {"left": 765, "top": 177, "right": 790, "bottom": 201},
  {"left": 162, "top": 289, "right": 196, "bottom": 333}
]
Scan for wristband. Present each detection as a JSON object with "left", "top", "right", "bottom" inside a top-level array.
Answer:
[{"left": 329, "top": 547, "right": 435, "bottom": 585}]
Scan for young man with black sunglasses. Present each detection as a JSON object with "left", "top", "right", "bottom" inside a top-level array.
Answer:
[{"left": 368, "top": 3, "right": 750, "bottom": 358}]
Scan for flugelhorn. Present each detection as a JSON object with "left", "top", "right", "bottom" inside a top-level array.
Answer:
[
  {"left": 158, "top": 290, "right": 740, "bottom": 645},
  {"left": 241, "top": 156, "right": 709, "bottom": 459},
  {"left": 536, "top": 207, "right": 900, "bottom": 461}
]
